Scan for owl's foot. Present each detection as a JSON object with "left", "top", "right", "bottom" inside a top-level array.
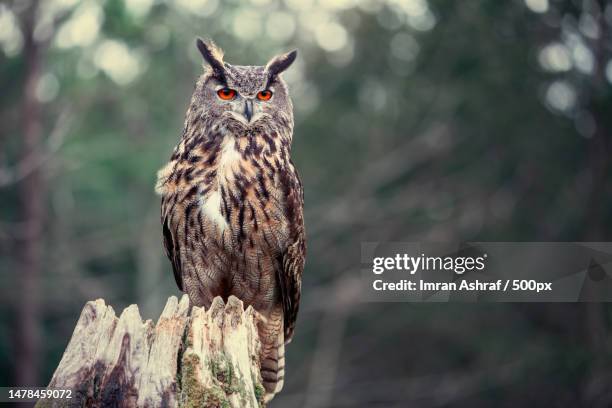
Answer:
[{"left": 253, "top": 309, "right": 269, "bottom": 325}]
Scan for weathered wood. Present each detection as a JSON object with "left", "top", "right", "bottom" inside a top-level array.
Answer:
[{"left": 37, "top": 295, "right": 265, "bottom": 408}]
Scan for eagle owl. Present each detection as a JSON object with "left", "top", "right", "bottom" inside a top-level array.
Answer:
[{"left": 155, "top": 39, "right": 305, "bottom": 402}]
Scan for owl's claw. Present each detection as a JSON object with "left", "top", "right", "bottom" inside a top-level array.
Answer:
[{"left": 253, "top": 309, "right": 269, "bottom": 325}]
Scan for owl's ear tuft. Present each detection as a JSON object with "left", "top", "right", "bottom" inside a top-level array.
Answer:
[
  {"left": 265, "top": 49, "right": 298, "bottom": 79},
  {"left": 196, "top": 38, "right": 226, "bottom": 81}
]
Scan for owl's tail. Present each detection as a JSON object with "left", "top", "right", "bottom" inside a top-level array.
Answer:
[
  {"left": 261, "top": 340, "right": 285, "bottom": 403},
  {"left": 259, "top": 308, "right": 286, "bottom": 403}
]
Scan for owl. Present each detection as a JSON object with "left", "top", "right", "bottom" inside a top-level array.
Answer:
[{"left": 155, "top": 39, "right": 305, "bottom": 403}]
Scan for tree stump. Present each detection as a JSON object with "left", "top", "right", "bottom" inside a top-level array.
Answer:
[{"left": 37, "top": 295, "right": 265, "bottom": 408}]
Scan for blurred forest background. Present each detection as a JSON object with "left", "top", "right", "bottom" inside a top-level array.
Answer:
[{"left": 1, "top": 0, "right": 612, "bottom": 406}]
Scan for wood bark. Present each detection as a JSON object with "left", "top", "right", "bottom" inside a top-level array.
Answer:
[{"left": 37, "top": 295, "right": 265, "bottom": 408}]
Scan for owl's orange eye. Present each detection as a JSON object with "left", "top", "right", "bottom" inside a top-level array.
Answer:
[
  {"left": 257, "top": 90, "right": 273, "bottom": 101},
  {"left": 217, "top": 88, "right": 237, "bottom": 100}
]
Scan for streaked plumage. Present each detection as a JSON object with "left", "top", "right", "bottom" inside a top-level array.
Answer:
[{"left": 156, "top": 39, "right": 305, "bottom": 402}]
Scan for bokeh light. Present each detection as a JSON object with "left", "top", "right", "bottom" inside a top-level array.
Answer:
[{"left": 54, "top": 1, "right": 103, "bottom": 49}]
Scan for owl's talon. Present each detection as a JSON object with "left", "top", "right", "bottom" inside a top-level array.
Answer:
[{"left": 254, "top": 309, "right": 269, "bottom": 324}]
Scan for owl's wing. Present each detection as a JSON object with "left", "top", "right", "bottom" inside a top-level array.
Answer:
[
  {"left": 161, "top": 198, "right": 183, "bottom": 291},
  {"left": 278, "top": 163, "right": 306, "bottom": 343},
  {"left": 280, "top": 234, "right": 305, "bottom": 343}
]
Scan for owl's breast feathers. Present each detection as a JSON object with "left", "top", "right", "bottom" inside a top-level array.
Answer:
[{"left": 157, "top": 124, "right": 305, "bottom": 341}]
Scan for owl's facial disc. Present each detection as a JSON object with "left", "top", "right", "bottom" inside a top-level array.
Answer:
[
  {"left": 214, "top": 83, "right": 273, "bottom": 127},
  {"left": 226, "top": 102, "right": 267, "bottom": 126}
]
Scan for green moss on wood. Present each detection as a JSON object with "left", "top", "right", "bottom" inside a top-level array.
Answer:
[
  {"left": 209, "top": 352, "right": 254, "bottom": 405},
  {"left": 253, "top": 381, "right": 265, "bottom": 407},
  {"left": 180, "top": 353, "right": 231, "bottom": 408}
]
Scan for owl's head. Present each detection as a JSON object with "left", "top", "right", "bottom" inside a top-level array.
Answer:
[{"left": 190, "top": 38, "right": 297, "bottom": 133}]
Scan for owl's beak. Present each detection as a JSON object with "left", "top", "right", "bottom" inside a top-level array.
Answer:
[{"left": 244, "top": 100, "right": 254, "bottom": 122}]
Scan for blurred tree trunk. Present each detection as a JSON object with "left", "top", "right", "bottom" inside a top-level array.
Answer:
[{"left": 15, "top": 0, "right": 44, "bottom": 387}]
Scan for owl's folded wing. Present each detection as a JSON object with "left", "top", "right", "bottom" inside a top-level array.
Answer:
[
  {"left": 278, "top": 164, "right": 306, "bottom": 343},
  {"left": 162, "top": 212, "right": 183, "bottom": 292},
  {"left": 280, "top": 232, "right": 305, "bottom": 344}
]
